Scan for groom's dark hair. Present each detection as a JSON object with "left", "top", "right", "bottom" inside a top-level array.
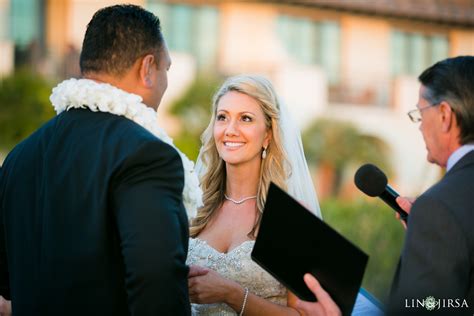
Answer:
[{"left": 80, "top": 4, "right": 164, "bottom": 76}]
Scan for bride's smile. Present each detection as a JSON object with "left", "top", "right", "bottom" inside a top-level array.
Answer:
[{"left": 214, "top": 91, "right": 270, "bottom": 167}]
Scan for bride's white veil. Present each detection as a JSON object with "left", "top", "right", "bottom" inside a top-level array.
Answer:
[
  {"left": 277, "top": 98, "right": 321, "bottom": 217},
  {"left": 194, "top": 76, "right": 321, "bottom": 218}
]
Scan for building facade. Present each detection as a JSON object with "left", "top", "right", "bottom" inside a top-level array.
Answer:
[{"left": 1, "top": 0, "right": 473, "bottom": 194}]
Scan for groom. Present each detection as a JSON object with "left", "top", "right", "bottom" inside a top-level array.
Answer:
[{"left": 0, "top": 5, "right": 190, "bottom": 315}]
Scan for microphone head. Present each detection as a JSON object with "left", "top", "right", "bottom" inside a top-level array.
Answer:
[{"left": 354, "top": 164, "right": 388, "bottom": 197}]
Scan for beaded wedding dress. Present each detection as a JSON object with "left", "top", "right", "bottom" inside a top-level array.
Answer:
[{"left": 187, "top": 238, "right": 287, "bottom": 315}]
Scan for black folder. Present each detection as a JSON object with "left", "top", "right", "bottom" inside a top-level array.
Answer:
[{"left": 251, "top": 183, "right": 369, "bottom": 316}]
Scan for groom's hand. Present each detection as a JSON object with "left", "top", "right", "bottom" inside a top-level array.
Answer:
[{"left": 188, "top": 265, "right": 209, "bottom": 278}]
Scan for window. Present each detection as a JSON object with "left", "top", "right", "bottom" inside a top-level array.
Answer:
[
  {"left": 147, "top": 2, "right": 219, "bottom": 69},
  {"left": 391, "top": 30, "right": 448, "bottom": 76},
  {"left": 10, "top": 0, "right": 42, "bottom": 48},
  {"left": 277, "top": 15, "right": 341, "bottom": 84}
]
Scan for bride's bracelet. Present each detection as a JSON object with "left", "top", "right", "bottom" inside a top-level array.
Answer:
[{"left": 239, "top": 287, "right": 249, "bottom": 316}]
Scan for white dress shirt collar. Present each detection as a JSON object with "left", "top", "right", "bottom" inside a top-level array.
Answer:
[{"left": 447, "top": 143, "right": 474, "bottom": 172}]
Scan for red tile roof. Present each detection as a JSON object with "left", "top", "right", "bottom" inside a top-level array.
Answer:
[{"left": 269, "top": 0, "right": 474, "bottom": 27}]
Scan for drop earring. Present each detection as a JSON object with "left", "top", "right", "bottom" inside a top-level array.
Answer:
[{"left": 262, "top": 147, "right": 267, "bottom": 159}]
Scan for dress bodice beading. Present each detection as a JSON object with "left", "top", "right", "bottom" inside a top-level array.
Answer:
[{"left": 187, "top": 238, "right": 287, "bottom": 315}]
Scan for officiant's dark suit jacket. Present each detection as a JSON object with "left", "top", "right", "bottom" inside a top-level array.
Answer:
[
  {"left": 390, "top": 150, "right": 474, "bottom": 315},
  {"left": 0, "top": 109, "right": 190, "bottom": 315}
]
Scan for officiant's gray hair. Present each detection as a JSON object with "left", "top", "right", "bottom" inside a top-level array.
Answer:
[{"left": 190, "top": 75, "right": 290, "bottom": 238}]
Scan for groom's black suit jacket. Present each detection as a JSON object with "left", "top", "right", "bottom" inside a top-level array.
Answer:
[{"left": 0, "top": 109, "right": 190, "bottom": 315}]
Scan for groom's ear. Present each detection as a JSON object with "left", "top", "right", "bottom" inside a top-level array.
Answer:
[{"left": 139, "top": 54, "right": 156, "bottom": 89}]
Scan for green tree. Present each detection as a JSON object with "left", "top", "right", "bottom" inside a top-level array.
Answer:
[
  {"left": 303, "top": 118, "right": 391, "bottom": 196},
  {"left": 321, "top": 198, "right": 405, "bottom": 302},
  {"left": 0, "top": 69, "right": 55, "bottom": 152},
  {"left": 169, "top": 75, "right": 222, "bottom": 161}
]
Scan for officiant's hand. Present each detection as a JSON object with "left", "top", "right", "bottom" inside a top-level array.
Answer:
[
  {"left": 0, "top": 296, "right": 11, "bottom": 316},
  {"left": 295, "top": 274, "right": 341, "bottom": 316},
  {"left": 395, "top": 196, "right": 415, "bottom": 230},
  {"left": 188, "top": 265, "right": 239, "bottom": 305}
]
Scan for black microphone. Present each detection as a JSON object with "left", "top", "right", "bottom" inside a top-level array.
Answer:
[{"left": 354, "top": 164, "right": 408, "bottom": 224}]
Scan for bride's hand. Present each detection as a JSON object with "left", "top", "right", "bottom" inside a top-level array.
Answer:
[
  {"left": 188, "top": 268, "right": 239, "bottom": 304},
  {"left": 188, "top": 265, "right": 209, "bottom": 278}
]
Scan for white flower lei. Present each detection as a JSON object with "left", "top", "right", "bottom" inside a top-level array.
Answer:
[{"left": 50, "top": 78, "right": 202, "bottom": 218}]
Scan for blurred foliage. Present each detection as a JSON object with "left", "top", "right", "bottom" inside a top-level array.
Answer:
[
  {"left": 169, "top": 75, "right": 222, "bottom": 161},
  {"left": 303, "top": 118, "right": 391, "bottom": 196},
  {"left": 173, "top": 130, "right": 204, "bottom": 163},
  {"left": 0, "top": 69, "right": 55, "bottom": 151},
  {"left": 321, "top": 198, "right": 405, "bottom": 302}
]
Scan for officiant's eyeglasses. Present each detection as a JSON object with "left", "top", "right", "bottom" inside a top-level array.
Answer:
[{"left": 407, "top": 103, "right": 440, "bottom": 123}]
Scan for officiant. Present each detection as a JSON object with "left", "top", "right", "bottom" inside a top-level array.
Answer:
[{"left": 296, "top": 56, "right": 474, "bottom": 316}]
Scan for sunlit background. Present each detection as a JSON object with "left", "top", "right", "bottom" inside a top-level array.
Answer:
[{"left": 1, "top": 0, "right": 473, "bottom": 302}]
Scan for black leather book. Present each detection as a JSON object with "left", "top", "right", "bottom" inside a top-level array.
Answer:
[{"left": 251, "top": 183, "right": 369, "bottom": 316}]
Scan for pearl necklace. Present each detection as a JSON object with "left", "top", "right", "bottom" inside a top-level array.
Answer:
[{"left": 224, "top": 194, "right": 257, "bottom": 204}]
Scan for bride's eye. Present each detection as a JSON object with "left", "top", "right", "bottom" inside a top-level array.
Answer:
[
  {"left": 216, "top": 114, "right": 226, "bottom": 121},
  {"left": 241, "top": 115, "right": 252, "bottom": 122}
]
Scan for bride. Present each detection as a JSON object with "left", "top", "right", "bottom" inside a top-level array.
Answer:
[{"left": 187, "top": 75, "right": 321, "bottom": 315}]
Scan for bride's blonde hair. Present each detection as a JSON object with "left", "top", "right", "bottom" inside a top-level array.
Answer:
[{"left": 190, "top": 75, "right": 290, "bottom": 238}]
